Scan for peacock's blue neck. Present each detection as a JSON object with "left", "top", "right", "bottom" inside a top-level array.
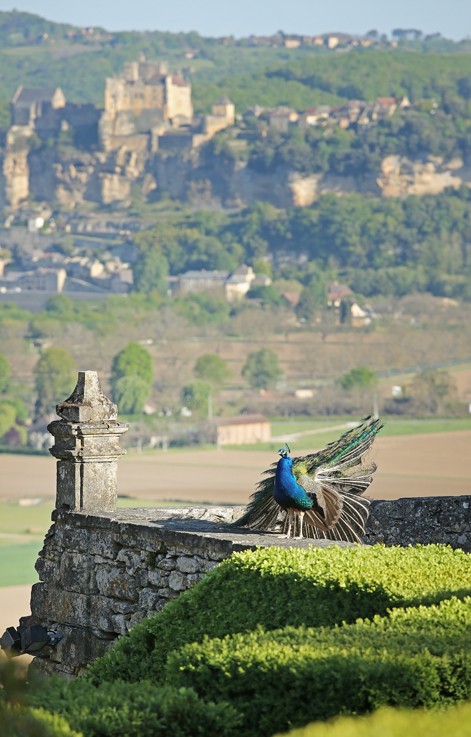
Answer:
[{"left": 274, "top": 457, "right": 313, "bottom": 511}]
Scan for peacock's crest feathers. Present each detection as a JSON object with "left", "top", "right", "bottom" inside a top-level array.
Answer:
[{"left": 232, "top": 416, "right": 383, "bottom": 543}]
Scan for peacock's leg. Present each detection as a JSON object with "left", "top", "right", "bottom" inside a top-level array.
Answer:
[
  {"left": 285, "top": 509, "right": 293, "bottom": 538},
  {"left": 294, "top": 511, "right": 305, "bottom": 540}
]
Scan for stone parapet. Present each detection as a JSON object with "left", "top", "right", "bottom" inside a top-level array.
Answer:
[{"left": 365, "top": 495, "right": 471, "bottom": 549}]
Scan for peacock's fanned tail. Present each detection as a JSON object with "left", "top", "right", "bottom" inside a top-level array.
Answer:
[
  {"left": 231, "top": 462, "right": 280, "bottom": 531},
  {"left": 231, "top": 416, "right": 382, "bottom": 542},
  {"left": 297, "top": 416, "right": 383, "bottom": 477}
]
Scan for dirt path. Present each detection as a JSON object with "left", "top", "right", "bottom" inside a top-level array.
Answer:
[
  {"left": 0, "top": 585, "right": 33, "bottom": 668},
  {"left": 0, "top": 585, "right": 32, "bottom": 630}
]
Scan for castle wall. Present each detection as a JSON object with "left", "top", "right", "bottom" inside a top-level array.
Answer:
[{"left": 165, "top": 78, "right": 193, "bottom": 122}]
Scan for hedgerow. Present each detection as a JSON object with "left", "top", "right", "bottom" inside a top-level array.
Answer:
[
  {"left": 278, "top": 702, "right": 471, "bottom": 737},
  {"left": 87, "top": 544, "right": 471, "bottom": 686},
  {"left": 166, "top": 597, "right": 471, "bottom": 737},
  {"left": 29, "top": 679, "right": 241, "bottom": 737}
]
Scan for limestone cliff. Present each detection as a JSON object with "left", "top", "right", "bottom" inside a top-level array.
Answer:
[
  {"left": 1, "top": 126, "right": 32, "bottom": 208},
  {"left": 377, "top": 155, "right": 467, "bottom": 198},
  {"left": 1, "top": 136, "right": 471, "bottom": 210},
  {"left": 151, "top": 152, "right": 471, "bottom": 208}
]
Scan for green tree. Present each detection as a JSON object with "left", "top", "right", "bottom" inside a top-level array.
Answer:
[
  {"left": 45, "top": 295, "right": 75, "bottom": 319},
  {"left": 409, "top": 369, "right": 459, "bottom": 415},
  {"left": 133, "top": 250, "right": 169, "bottom": 295},
  {"left": 0, "top": 353, "right": 11, "bottom": 393},
  {"left": 111, "top": 376, "right": 152, "bottom": 415},
  {"left": 110, "top": 343, "right": 153, "bottom": 414},
  {"left": 295, "top": 269, "right": 327, "bottom": 322},
  {"left": 194, "top": 354, "right": 231, "bottom": 387},
  {"left": 33, "top": 348, "right": 76, "bottom": 419},
  {"left": 242, "top": 348, "right": 282, "bottom": 390},
  {"left": 247, "top": 284, "right": 284, "bottom": 307},
  {"left": 339, "top": 366, "right": 378, "bottom": 391},
  {"left": 181, "top": 380, "right": 212, "bottom": 416},
  {"left": 0, "top": 402, "right": 16, "bottom": 438}
]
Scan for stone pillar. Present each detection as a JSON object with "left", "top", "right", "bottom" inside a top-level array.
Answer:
[{"left": 48, "top": 371, "right": 128, "bottom": 512}]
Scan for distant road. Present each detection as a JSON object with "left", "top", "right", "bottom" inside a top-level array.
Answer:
[{"left": 272, "top": 422, "right": 355, "bottom": 442}]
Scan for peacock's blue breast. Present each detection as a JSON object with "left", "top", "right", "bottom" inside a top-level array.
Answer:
[{"left": 273, "top": 458, "right": 313, "bottom": 511}]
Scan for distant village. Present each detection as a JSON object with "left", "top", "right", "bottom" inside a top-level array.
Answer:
[
  {"left": 1, "top": 51, "right": 429, "bottom": 211},
  {"left": 0, "top": 51, "right": 433, "bottom": 317}
]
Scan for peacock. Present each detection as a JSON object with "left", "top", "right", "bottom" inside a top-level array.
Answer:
[{"left": 233, "top": 416, "right": 383, "bottom": 542}]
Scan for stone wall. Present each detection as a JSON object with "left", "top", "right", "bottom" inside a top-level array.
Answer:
[{"left": 26, "top": 371, "right": 471, "bottom": 678}]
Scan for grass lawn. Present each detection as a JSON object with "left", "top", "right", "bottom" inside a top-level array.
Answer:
[{"left": 0, "top": 542, "right": 42, "bottom": 587}]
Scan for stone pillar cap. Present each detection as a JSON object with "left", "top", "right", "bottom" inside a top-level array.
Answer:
[{"left": 57, "top": 371, "right": 118, "bottom": 423}]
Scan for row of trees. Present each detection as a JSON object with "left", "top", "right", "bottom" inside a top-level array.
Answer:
[
  {"left": 0, "top": 343, "right": 464, "bottom": 449},
  {"left": 0, "top": 343, "right": 285, "bottom": 438}
]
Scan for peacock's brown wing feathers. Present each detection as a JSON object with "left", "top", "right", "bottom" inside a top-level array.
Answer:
[{"left": 231, "top": 461, "right": 280, "bottom": 531}]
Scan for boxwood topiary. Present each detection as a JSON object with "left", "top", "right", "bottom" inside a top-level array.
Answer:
[
  {"left": 29, "top": 678, "right": 242, "bottom": 737},
  {"left": 166, "top": 596, "right": 471, "bottom": 737},
  {"left": 0, "top": 704, "right": 82, "bottom": 737},
  {"left": 87, "top": 545, "right": 471, "bottom": 686},
  {"left": 277, "top": 701, "right": 471, "bottom": 737}
]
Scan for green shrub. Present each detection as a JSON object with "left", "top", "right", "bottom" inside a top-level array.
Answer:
[
  {"left": 87, "top": 545, "right": 471, "bottom": 686},
  {"left": 0, "top": 658, "right": 81, "bottom": 737},
  {"left": 278, "top": 702, "right": 471, "bottom": 737},
  {"left": 0, "top": 705, "right": 82, "bottom": 737},
  {"left": 29, "top": 678, "right": 241, "bottom": 737},
  {"left": 166, "top": 597, "right": 471, "bottom": 737}
]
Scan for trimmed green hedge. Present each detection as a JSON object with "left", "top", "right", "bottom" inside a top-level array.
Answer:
[
  {"left": 166, "top": 597, "right": 471, "bottom": 737},
  {"left": 29, "top": 679, "right": 241, "bottom": 737},
  {"left": 0, "top": 706, "right": 82, "bottom": 737},
  {"left": 87, "top": 545, "right": 471, "bottom": 686},
  {"left": 278, "top": 702, "right": 471, "bottom": 737}
]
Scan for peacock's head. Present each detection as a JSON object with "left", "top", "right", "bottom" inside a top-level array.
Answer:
[{"left": 278, "top": 443, "right": 291, "bottom": 458}]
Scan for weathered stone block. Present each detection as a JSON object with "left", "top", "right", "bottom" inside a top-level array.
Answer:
[
  {"left": 35, "top": 554, "right": 58, "bottom": 583},
  {"left": 110, "top": 600, "right": 137, "bottom": 615},
  {"left": 95, "top": 565, "right": 139, "bottom": 601},
  {"left": 157, "top": 556, "right": 176, "bottom": 571},
  {"left": 147, "top": 569, "right": 165, "bottom": 587},
  {"left": 138, "top": 588, "right": 160, "bottom": 610},
  {"left": 116, "top": 549, "right": 143, "bottom": 573},
  {"left": 60, "top": 551, "right": 97, "bottom": 593},
  {"left": 54, "top": 524, "right": 119, "bottom": 558},
  {"left": 176, "top": 556, "right": 199, "bottom": 574},
  {"left": 168, "top": 570, "right": 187, "bottom": 591},
  {"left": 33, "top": 585, "right": 100, "bottom": 629}
]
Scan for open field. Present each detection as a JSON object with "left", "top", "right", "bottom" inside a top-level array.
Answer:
[{"left": 1, "top": 426, "right": 470, "bottom": 506}]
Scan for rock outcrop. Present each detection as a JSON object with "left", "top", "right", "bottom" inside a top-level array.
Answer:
[{"left": 2, "top": 136, "right": 471, "bottom": 210}]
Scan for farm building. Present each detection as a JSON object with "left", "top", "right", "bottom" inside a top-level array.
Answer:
[{"left": 213, "top": 415, "right": 271, "bottom": 446}]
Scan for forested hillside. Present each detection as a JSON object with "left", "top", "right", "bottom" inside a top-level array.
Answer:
[{"left": 131, "top": 188, "right": 471, "bottom": 300}]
